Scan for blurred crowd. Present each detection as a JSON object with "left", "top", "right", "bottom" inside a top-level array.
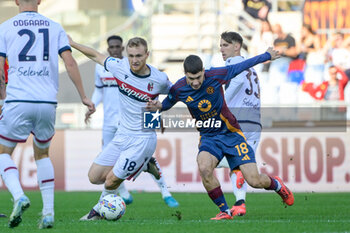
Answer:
[{"left": 241, "top": 0, "right": 349, "bottom": 104}]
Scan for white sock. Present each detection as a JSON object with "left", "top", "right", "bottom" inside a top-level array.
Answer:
[
  {"left": 36, "top": 158, "right": 55, "bottom": 216},
  {"left": 151, "top": 173, "right": 171, "bottom": 198},
  {"left": 0, "top": 153, "right": 24, "bottom": 201},
  {"left": 231, "top": 172, "right": 247, "bottom": 203},
  {"left": 93, "top": 188, "right": 117, "bottom": 212},
  {"left": 116, "top": 182, "right": 131, "bottom": 199}
]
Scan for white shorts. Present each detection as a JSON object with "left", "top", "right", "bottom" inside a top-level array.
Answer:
[
  {"left": 0, "top": 102, "right": 56, "bottom": 145},
  {"left": 94, "top": 133, "right": 157, "bottom": 180},
  {"left": 217, "top": 125, "right": 261, "bottom": 168},
  {"left": 102, "top": 125, "right": 118, "bottom": 149}
]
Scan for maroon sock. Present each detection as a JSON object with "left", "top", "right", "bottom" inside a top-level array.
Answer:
[
  {"left": 265, "top": 176, "right": 277, "bottom": 190},
  {"left": 208, "top": 186, "right": 229, "bottom": 212}
]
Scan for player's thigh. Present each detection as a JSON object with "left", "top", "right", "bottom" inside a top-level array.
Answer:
[
  {"left": 0, "top": 102, "right": 34, "bottom": 142},
  {"left": 239, "top": 162, "right": 260, "bottom": 184},
  {"left": 94, "top": 139, "right": 121, "bottom": 167},
  {"left": 197, "top": 151, "right": 219, "bottom": 173},
  {"left": 113, "top": 134, "right": 157, "bottom": 180},
  {"left": 88, "top": 163, "right": 113, "bottom": 183},
  {"left": 32, "top": 104, "right": 56, "bottom": 142}
]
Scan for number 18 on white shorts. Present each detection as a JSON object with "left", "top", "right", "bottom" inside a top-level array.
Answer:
[{"left": 94, "top": 133, "right": 157, "bottom": 181}]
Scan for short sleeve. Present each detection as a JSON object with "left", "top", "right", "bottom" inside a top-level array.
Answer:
[
  {"left": 57, "top": 25, "right": 71, "bottom": 55},
  {"left": 104, "top": 56, "right": 122, "bottom": 74}
]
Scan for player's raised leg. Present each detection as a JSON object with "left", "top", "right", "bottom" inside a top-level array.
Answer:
[
  {"left": 240, "top": 163, "right": 294, "bottom": 206},
  {"left": 0, "top": 142, "right": 30, "bottom": 228},
  {"left": 197, "top": 151, "right": 232, "bottom": 220}
]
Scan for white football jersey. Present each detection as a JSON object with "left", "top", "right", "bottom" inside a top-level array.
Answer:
[
  {"left": 104, "top": 57, "right": 172, "bottom": 135},
  {"left": 224, "top": 56, "right": 261, "bottom": 126},
  {"left": 0, "top": 12, "right": 71, "bottom": 103},
  {"left": 93, "top": 62, "right": 122, "bottom": 128}
]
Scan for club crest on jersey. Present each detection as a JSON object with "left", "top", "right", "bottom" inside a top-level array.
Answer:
[
  {"left": 206, "top": 86, "right": 214, "bottom": 94},
  {"left": 147, "top": 82, "right": 154, "bottom": 91},
  {"left": 198, "top": 99, "right": 212, "bottom": 112}
]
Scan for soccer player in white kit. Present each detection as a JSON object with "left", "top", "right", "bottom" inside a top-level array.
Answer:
[
  {"left": 0, "top": 0, "right": 95, "bottom": 229},
  {"left": 69, "top": 36, "right": 177, "bottom": 220},
  {"left": 217, "top": 32, "right": 262, "bottom": 216},
  {"left": 84, "top": 35, "right": 178, "bottom": 211}
]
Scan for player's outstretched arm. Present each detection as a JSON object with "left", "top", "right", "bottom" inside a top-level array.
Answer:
[
  {"left": 68, "top": 35, "right": 107, "bottom": 66},
  {"left": 224, "top": 47, "right": 281, "bottom": 81},
  {"left": 266, "top": 47, "right": 281, "bottom": 60},
  {"left": 61, "top": 50, "right": 96, "bottom": 114}
]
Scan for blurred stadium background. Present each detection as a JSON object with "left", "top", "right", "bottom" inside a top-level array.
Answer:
[{"left": 1, "top": 0, "right": 349, "bottom": 195}]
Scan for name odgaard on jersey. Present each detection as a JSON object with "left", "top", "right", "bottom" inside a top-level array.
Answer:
[{"left": 13, "top": 19, "right": 50, "bottom": 27}]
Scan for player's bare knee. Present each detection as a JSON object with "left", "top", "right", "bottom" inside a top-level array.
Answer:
[
  {"left": 33, "top": 140, "right": 50, "bottom": 160},
  {"left": 88, "top": 173, "right": 101, "bottom": 184},
  {"left": 104, "top": 179, "right": 114, "bottom": 189},
  {"left": 245, "top": 176, "right": 262, "bottom": 188},
  {"left": 198, "top": 166, "right": 214, "bottom": 182},
  {"left": 105, "top": 177, "right": 120, "bottom": 190}
]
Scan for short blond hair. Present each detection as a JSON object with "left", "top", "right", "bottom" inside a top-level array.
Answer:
[{"left": 127, "top": 37, "right": 148, "bottom": 52}]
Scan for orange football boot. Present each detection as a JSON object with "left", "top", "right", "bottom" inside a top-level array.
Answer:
[
  {"left": 274, "top": 176, "right": 294, "bottom": 206},
  {"left": 230, "top": 203, "right": 246, "bottom": 216},
  {"left": 210, "top": 212, "right": 233, "bottom": 220}
]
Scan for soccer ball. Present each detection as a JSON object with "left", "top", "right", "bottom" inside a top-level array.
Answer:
[{"left": 99, "top": 194, "right": 126, "bottom": 221}]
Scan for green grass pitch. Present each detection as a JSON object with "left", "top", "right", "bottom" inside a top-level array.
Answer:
[{"left": 0, "top": 191, "right": 349, "bottom": 232}]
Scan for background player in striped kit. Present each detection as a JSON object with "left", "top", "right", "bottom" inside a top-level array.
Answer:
[
  {"left": 216, "top": 31, "right": 262, "bottom": 216},
  {"left": 0, "top": 0, "right": 95, "bottom": 229},
  {"left": 83, "top": 35, "right": 178, "bottom": 213}
]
